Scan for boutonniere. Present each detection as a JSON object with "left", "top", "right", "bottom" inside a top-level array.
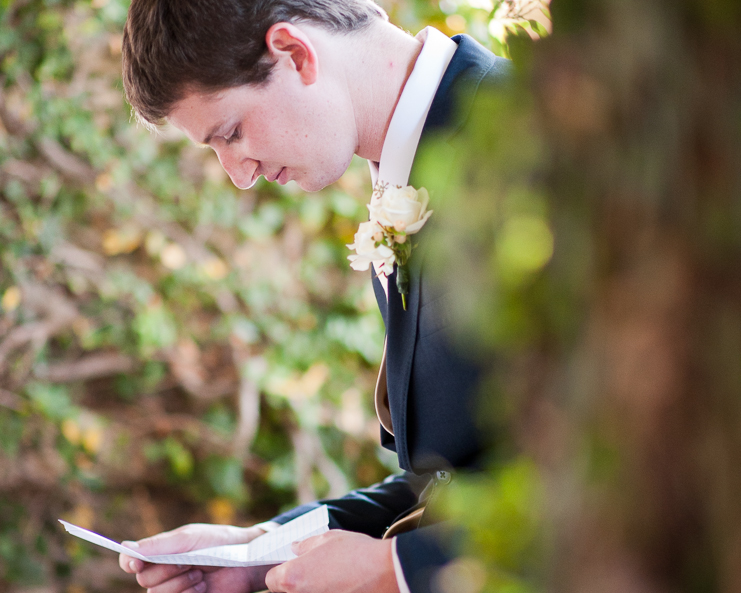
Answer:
[{"left": 347, "top": 182, "right": 433, "bottom": 310}]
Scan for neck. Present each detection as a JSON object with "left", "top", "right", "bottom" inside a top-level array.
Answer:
[{"left": 345, "top": 21, "right": 423, "bottom": 162}]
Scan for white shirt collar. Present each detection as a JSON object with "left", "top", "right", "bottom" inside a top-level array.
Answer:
[
  {"left": 369, "top": 27, "right": 457, "bottom": 296},
  {"left": 369, "top": 27, "right": 458, "bottom": 189}
]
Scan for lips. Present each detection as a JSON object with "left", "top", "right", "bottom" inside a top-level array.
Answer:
[
  {"left": 277, "top": 167, "right": 289, "bottom": 185},
  {"left": 265, "top": 167, "right": 285, "bottom": 183}
]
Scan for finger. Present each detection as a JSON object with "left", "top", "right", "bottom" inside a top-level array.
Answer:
[
  {"left": 120, "top": 532, "right": 192, "bottom": 576},
  {"left": 265, "top": 563, "right": 292, "bottom": 593},
  {"left": 138, "top": 567, "right": 204, "bottom": 593},
  {"left": 244, "top": 564, "right": 277, "bottom": 591},
  {"left": 133, "top": 527, "right": 199, "bottom": 556},
  {"left": 119, "top": 549, "right": 146, "bottom": 574},
  {"left": 149, "top": 571, "right": 206, "bottom": 593},
  {"left": 135, "top": 531, "right": 180, "bottom": 553},
  {"left": 291, "top": 531, "right": 334, "bottom": 556},
  {"left": 120, "top": 537, "right": 161, "bottom": 574},
  {"left": 135, "top": 564, "right": 192, "bottom": 588}
]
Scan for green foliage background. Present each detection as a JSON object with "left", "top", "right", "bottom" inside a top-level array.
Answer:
[{"left": 0, "top": 1, "right": 549, "bottom": 591}]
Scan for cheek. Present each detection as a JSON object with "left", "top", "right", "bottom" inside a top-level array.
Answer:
[{"left": 298, "top": 93, "right": 352, "bottom": 149}]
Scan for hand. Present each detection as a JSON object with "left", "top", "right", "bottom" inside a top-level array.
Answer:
[
  {"left": 119, "top": 523, "right": 275, "bottom": 593},
  {"left": 265, "top": 530, "right": 399, "bottom": 593}
]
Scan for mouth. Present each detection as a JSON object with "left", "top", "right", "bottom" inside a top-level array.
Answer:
[
  {"left": 264, "top": 167, "right": 285, "bottom": 183},
  {"left": 277, "top": 167, "right": 289, "bottom": 185}
]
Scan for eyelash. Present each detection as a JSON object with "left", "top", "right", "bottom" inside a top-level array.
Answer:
[{"left": 225, "top": 127, "right": 241, "bottom": 145}]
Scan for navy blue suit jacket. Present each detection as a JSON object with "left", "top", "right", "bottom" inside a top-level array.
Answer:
[{"left": 271, "top": 34, "right": 510, "bottom": 593}]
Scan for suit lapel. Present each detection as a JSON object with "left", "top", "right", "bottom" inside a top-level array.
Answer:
[
  {"left": 384, "top": 261, "right": 421, "bottom": 470},
  {"left": 379, "top": 35, "right": 510, "bottom": 472},
  {"left": 372, "top": 272, "right": 388, "bottom": 326}
]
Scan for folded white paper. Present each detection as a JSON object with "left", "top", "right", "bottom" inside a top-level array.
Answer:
[{"left": 59, "top": 505, "right": 329, "bottom": 567}]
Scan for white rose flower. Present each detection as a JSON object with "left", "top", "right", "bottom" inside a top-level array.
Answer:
[
  {"left": 368, "top": 185, "right": 432, "bottom": 234},
  {"left": 347, "top": 220, "right": 396, "bottom": 274},
  {"left": 347, "top": 183, "right": 433, "bottom": 307}
]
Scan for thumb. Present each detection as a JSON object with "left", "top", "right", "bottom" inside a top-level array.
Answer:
[
  {"left": 128, "top": 530, "right": 188, "bottom": 556},
  {"left": 291, "top": 532, "right": 328, "bottom": 556},
  {"left": 121, "top": 540, "right": 140, "bottom": 552}
]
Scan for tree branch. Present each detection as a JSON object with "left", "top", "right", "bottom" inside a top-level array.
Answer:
[{"left": 35, "top": 352, "right": 136, "bottom": 383}]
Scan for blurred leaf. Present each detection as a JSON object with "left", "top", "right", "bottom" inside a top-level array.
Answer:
[
  {"left": 24, "top": 383, "right": 77, "bottom": 422},
  {"left": 204, "top": 455, "right": 248, "bottom": 502}
]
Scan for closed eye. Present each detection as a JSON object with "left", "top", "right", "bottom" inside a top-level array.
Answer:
[{"left": 225, "top": 127, "right": 241, "bottom": 145}]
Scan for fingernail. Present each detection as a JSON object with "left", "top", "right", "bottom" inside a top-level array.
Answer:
[
  {"left": 122, "top": 540, "right": 139, "bottom": 549},
  {"left": 129, "top": 560, "right": 138, "bottom": 573},
  {"left": 194, "top": 581, "right": 207, "bottom": 593},
  {"left": 189, "top": 570, "right": 203, "bottom": 582}
]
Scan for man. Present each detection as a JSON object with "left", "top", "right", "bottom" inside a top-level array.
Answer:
[{"left": 118, "top": 1, "right": 510, "bottom": 592}]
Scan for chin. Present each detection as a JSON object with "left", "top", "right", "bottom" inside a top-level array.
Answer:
[
  {"left": 297, "top": 168, "right": 347, "bottom": 193},
  {"left": 296, "top": 179, "right": 325, "bottom": 192}
]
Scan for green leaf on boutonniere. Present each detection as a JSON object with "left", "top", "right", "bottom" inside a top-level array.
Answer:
[{"left": 396, "top": 263, "right": 410, "bottom": 310}]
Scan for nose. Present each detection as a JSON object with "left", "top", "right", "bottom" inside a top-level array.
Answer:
[{"left": 215, "top": 147, "right": 259, "bottom": 190}]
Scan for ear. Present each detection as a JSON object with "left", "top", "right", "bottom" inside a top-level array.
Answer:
[{"left": 265, "top": 23, "right": 319, "bottom": 85}]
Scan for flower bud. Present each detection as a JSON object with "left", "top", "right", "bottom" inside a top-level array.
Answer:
[
  {"left": 396, "top": 234, "right": 407, "bottom": 244},
  {"left": 394, "top": 220, "right": 407, "bottom": 232},
  {"left": 373, "top": 231, "right": 384, "bottom": 243}
]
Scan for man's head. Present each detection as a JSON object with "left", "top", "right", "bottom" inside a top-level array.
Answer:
[
  {"left": 122, "top": 0, "right": 387, "bottom": 128},
  {"left": 165, "top": 21, "right": 365, "bottom": 191}
]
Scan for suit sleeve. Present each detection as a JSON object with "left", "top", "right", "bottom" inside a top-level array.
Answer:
[
  {"left": 394, "top": 523, "right": 461, "bottom": 593},
  {"left": 268, "top": 472, "right": 431, "bottom": 537}
]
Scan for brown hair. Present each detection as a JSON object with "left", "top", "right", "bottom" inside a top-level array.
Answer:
[{"left": 122, "top": 0, "right": 386, "bottom": 127}]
